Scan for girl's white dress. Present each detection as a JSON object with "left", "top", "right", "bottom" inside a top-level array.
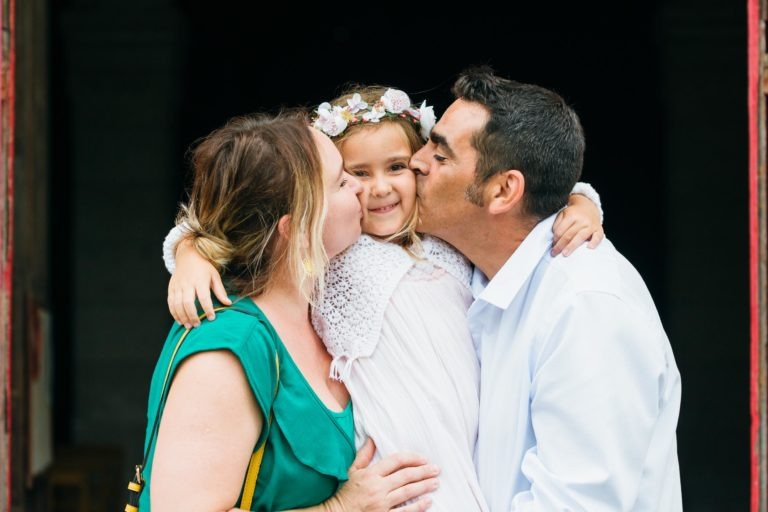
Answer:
[{"left": 312, "top": 234, "right": 488, "bottom": 511}]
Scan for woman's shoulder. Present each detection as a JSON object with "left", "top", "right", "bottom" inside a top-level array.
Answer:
[
  {"left": 170, "top": 301, "right": 280, "bottom": 372},
  {"left": 160, "top": 302, "right": 281, "bottom": 413}
]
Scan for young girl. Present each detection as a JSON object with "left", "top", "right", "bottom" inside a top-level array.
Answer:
[{"left": 164, "top": 88, "right": 604, "bottom": 511}]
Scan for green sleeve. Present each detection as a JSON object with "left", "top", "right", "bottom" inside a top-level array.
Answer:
[{"left": 169, "top": 311, "right": 280, "bottom": 448}]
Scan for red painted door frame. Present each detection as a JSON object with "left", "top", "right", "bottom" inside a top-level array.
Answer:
[
  {"left": 749, "top": 0, "right": 766, "bottom": 510},
  {"left": 0, "top": 0, "right": 14, "bottom": 510}
]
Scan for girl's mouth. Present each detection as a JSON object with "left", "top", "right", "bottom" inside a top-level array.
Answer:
[{"left": 368, "top": 202, "right": 399, "bottom": 214}]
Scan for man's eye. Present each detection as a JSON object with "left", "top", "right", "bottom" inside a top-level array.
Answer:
[{"left": 434, "top": 155, "right": 447, "bottom": 163}]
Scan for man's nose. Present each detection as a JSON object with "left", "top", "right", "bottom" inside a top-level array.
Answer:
[{"left": 409, "top": 150, "right": 429, "bottom": 176}]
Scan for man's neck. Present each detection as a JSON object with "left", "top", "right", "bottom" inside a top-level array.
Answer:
[{"left": 447, "top": 215, "right": 538, "bottom": 280}]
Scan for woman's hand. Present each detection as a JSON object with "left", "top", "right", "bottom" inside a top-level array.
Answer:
[
  {"left": 551, "top": 193, "right": 605, "bottom": 257},
  {"left": 322, "top": 439, "right": 439, "bottom": 512},
  {"left": 168, "top": 238, "right": 231, "bottom": 328}
]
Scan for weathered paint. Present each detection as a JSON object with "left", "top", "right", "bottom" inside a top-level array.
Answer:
[
  {"left": 749, "top": 0, "right": 767, "bottom": 510},
  {"left": 0, "top": 0, "right": 13, "bottom": 509}
]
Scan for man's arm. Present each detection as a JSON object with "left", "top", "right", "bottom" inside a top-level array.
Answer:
[{"left": 512, "top": 291, "right": 671, "bottom": 511}]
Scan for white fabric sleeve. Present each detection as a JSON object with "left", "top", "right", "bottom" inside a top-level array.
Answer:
[
  {"left": 162, "top": 221, "right": 191, "bottom": 275},
  {"left": 510, "top": 293, "right": 676, "bottom": 511},
  {"left": 570, "top": 181, "right": 603, "bottom": 224}
]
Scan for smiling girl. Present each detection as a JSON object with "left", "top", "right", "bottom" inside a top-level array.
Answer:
[{"left": 164, "top": 87, "right": 604, "bottom": 511}]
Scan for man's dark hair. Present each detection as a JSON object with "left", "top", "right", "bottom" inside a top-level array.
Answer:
[{"left": 453, "top": 66, "right": 585, "bottom": 220}]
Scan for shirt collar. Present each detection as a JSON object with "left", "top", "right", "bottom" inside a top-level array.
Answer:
[{"left": 472, "top": 214, "right": 557, "bottom": 309}]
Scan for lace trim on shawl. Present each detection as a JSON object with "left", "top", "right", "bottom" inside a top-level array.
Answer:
[
  {"left": 421, "top": 235, "right": 472, "bottom": 288},
  {"left": 311, "top": 234, "right": 471, "bottom": 382}
]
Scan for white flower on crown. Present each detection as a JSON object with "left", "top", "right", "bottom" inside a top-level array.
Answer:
[
  {"left": 346, "top": 93, "right": 368, "bottom": 114},
  {"left": 313, "top": 102, "right": 348, "bottom": 137},
  {"left": 381, "top": 88, "right": 411, "bottom": 113},
  {"left": 417, "top": 101, "right": 436, "bottom": 140},
  {"left": 362, "top": 103, "right": 386, "bottom": 122}
]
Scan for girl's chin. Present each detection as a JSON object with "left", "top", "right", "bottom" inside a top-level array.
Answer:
[{"left": 363, "top": 227, "right": 398, "bottom": 238}]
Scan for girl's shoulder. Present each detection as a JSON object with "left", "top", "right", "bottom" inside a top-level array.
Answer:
[
  {"left": 420, "top": 235, "right": 473, "bottom": 288},
  {"left": 313, "top": 236, "right": 415, "bottom": 379},
  {"left": 333, "top": 234, "right": 411, "bottom": 263}
]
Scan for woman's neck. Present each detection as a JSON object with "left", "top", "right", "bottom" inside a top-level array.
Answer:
[
  {"left": 252, "top": 264, "right": 350, "bottom": 412},
  {"left": 251, "top": 268, "right": 312, "bottom": 327}
]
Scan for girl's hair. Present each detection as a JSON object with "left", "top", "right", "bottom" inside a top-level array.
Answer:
[
  {"left": 325, "top": 85, "right": 423, "bottom": 249},
  {"left": 179, "top": 111, "right": 328, "bottom": 302}
]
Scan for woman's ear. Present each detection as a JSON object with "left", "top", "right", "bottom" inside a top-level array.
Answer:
[
  {"left": 277, "top": 214, "right": 292, "bottom": 239},
  {"left": 487, "top": 169, "right": 525, "bottom": 215}
]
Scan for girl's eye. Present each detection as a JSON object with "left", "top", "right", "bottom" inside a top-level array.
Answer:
[
  {"left": 390, "top": 163, "right": 407, "bottom": 172},
  {"left": 350, "top": 170, "right": 368, "bottom": 178}
]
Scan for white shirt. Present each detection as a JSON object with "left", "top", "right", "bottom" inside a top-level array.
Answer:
[{"left": 469, "top": 215, "right": 682, "bottom": 512}]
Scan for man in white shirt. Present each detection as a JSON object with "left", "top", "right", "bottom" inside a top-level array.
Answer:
[{"left": 410, "top": 67, "right": 682, "bottom": 511}]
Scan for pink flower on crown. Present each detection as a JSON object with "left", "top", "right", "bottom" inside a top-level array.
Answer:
[{"left": 381, "top": 89, "right": 411, "bottom": 114}]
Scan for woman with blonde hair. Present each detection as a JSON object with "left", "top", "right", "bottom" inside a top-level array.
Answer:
[{"left": 139, "top": 111, "right": 439, "bottom": 511}]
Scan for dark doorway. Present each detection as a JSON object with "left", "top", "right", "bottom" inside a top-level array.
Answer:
[{"left": 32, "top": 0, "right": 749, "bottom": 510}]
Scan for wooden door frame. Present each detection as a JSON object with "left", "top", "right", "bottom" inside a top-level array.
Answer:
[
  {"left": 0, "top": 0, "right": 14, "bottom": 509},
  {"left": 749, "top": 0, "right": 767, "bottom": 510}
]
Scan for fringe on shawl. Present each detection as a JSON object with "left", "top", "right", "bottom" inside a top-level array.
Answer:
[{"left": 329, "top": 355, "right": 356, "bottom": 382}]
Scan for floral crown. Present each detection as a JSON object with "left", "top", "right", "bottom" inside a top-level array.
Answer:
[{"left": 311, "top": 88, "right": 436, "bottom": 141}]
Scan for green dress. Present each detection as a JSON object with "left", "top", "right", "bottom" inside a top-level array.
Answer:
[{"left": 138, "top": 297, "right": 356, "bottom": 511}]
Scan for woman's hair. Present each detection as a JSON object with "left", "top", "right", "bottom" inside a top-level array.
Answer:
[
  {"left": 179, "top": 111, "right": 328, "bottom": 302},
  {"left": 326, "top": 85, "right": 423, "bottom": 249}
]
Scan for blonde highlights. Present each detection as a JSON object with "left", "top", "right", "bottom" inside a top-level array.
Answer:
[{"left": 180, "top": 111, "right": 327, "bottom": 302}]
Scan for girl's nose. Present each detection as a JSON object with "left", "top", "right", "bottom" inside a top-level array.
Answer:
[{"left": 371, "top": 176, "right": 392, "bottom": 196}]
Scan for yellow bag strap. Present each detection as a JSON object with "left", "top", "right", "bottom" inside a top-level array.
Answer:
[
  {"left": 137, "top": 305, "right": 279, "bottom": 510},
  {"left": 239, "top": 350, "right": 280, "bottom": 509}
]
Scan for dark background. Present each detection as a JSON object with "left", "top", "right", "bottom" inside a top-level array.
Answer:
[{"left": 42, "top": 0, "right": 748, "bottom": 509}]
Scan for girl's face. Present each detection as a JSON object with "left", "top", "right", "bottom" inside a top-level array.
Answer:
[
  {"left": 340, "top": 123, "right": 417, "bottom": 238},
  {"left": 312, "top": 128, "right": 363, "bottom": 258}
]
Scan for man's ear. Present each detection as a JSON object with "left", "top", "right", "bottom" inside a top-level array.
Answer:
[
  {"left": 277, "top": 214, "right": 292, "bottom": 239},
  {"left": 487, "top": 169, "right": 525, "bottom": 215}
]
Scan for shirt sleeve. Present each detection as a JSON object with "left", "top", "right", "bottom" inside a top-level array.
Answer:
[
  {"left": 510, "top": 291, "right": 668, "bottom": 511},
  {"left": 570, "top": 182, "right": 603, "bottom": 224},
  {"left": 162, "top": 221, "right": 191, "bottom": 274}
]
